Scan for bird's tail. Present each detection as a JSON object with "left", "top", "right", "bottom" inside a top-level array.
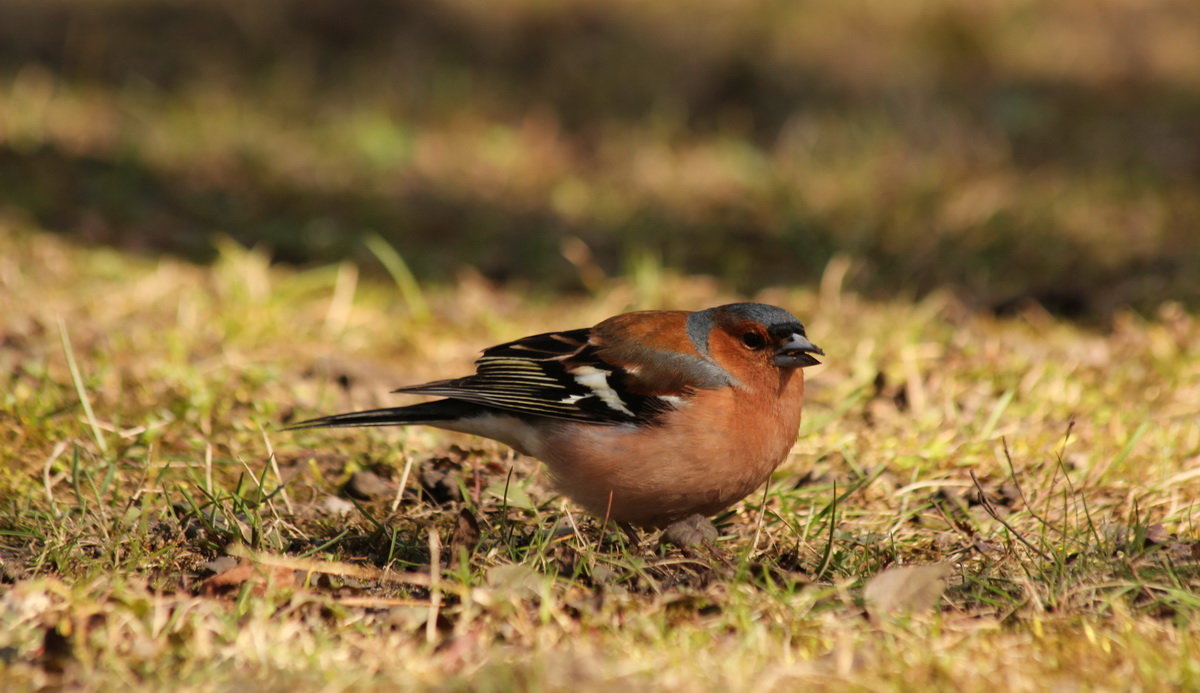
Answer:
[{"left": 285, "top": 399, "right": 481, "bottom": 430}]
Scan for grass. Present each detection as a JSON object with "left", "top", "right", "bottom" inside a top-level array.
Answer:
[
  {"left": 2, "top": 0, "right": 1200, "bottom": 688},
  {"left": 2, "top": 0, "right": 1200, "bottom": 315},
  {"left": 1, "top": 229, "right": 1198, "bottom": 690}
]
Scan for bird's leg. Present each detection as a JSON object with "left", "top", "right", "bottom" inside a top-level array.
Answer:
[{"left": 661, "top": 514, "right": 719, "bottom": 548}]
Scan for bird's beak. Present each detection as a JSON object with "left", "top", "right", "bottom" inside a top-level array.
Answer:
[{"left": 774, "top": 333, "right": 824, "bottom": 368}]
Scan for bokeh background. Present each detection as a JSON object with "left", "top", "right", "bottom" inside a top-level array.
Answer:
[{"left": 2, "top": 0, "right": 1198, "bottom": 318}]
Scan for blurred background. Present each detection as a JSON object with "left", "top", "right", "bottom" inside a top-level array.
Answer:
[{"left": 1, "top": 0, "right": 1198, "bottom": 319}]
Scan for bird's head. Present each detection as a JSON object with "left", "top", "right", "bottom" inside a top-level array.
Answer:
[{"left": 688, "top": 302, "right": 824, "bottom": 369}]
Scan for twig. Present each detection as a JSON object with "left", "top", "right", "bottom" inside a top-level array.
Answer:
[
  {"left": 427, "top": 529, "right": 442, "bottom": 644},
  {"left": 970, "top": 471, "right": 1052, "bottom": 562},
  {"left": 390, "top": 450, "right": 415, "bottom": 514},
  {"left": 226, "top": 544, "right": 432, "bottom": 586}
]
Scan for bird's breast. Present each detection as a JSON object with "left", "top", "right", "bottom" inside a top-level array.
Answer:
[{"left": 536, "top": 373, "right": 805, "bottom": 527}]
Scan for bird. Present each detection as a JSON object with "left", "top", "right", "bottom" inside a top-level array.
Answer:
[{"left": 291, "top": 302, "right": 823, "bottom": 535}]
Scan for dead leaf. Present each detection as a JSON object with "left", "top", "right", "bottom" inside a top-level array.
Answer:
[
  {"left": 201, "top": 561, "right": 274, "bottom": 597},
  {"left": 863, "top": 563, "right": 953, "bottom": 621},
  {"left": 201, "top": 558, "right": 295, "bottom": 597},
  {"left": 1145, "top": 524, "right": 1170, "bottom": 546},
  {"left": 485, "top": 564, "right": 542, "bottom": 599},
  {"left": 450, "top": 507, "right": 482, "bottom": 562}
]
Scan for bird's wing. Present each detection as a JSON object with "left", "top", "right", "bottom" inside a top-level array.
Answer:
[{"left": 394, "top": 326, "right": 718, "bottom": 425}]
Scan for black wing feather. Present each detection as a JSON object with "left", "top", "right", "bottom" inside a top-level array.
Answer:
[{"left": 394, "top": 329, "right": 677, "bottom": 424}]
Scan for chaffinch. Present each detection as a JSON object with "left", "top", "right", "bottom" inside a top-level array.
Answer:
[{"left": 293, "top": 303, "right": 823, "bottom": 529}]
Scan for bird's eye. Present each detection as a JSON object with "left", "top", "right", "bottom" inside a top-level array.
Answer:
[{"left": 741, "top": 332, "right": 766, "bottom": 349}]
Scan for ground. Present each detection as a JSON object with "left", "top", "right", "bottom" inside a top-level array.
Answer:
[
  {"left": 3, "top": 0, "right": 1200, "bottom": 689},
  {"left": 1, "top": 231, "right": 1198, "bottom": 690}
]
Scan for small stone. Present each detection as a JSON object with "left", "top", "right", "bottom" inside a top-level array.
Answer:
[
  {"left": 344, "top": 471, "right": 395, "bottom": 500},
  {"left": 319, "top": 495, "right": 355, "bottom": 515},
  {"left": 199, "top": 555, "right": 239, "bottom": 575}
]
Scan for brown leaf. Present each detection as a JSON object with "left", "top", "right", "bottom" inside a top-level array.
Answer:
[
  {"left": 450, "top": 507, "right": 482, "bottom": 561},
  {"left": 200, "top": 560, "right": 295, "bottom": 598},
  {"left": 863, "top": 563, "right": 953, "bottom": 621},
  {"left": 201, "top": 561, "right": 257, "bottom": 597},
  {"left": 1145, "top": 524, "right": 1170, "bottom": 546}
]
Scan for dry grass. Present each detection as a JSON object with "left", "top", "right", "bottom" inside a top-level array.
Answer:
[
  {"left": 2, "top": 0, "right": 1199, "bottom": 313},
  {"left": 2, "top": 229, "right": 1198, "bottom": 690},
  {"left": 3, "top": 1, "right": 1200, "bottom": 688}
]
